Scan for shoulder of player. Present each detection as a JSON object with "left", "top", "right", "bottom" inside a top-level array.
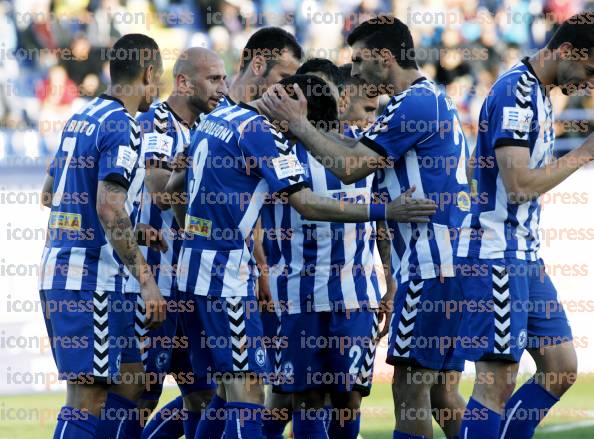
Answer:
[
  {"left": 94, "top": 107, "right": 140, "bottom": 150},
  {"left": 385, "top": 79, "right": 440, "bottom": 120},
  {"left": 488, "top": 66, "right": 539, "bottom": 107}
]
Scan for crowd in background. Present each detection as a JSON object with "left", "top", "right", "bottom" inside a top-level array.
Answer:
[{"left": 0, "top": 0, "right": 593, "bottom": 162}]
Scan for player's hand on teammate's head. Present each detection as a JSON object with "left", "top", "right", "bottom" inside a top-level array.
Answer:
[
  {"left": 386, "top": 186, "right": 437, "bottom": 223},
  {"left": 141, "top": 282, "right": 167, "bottom": 330},
  {"left": 135, "top": 223, "right": 169, "bottom": 253},
  {"left": 260, "top": 83, "right": 308, "bottom": 128}
]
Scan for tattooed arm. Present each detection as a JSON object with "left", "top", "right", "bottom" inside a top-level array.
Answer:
[{"left": 97, "top": 180, "right": 166, "bottom": 329}]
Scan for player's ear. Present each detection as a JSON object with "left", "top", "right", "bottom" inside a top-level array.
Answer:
[
  {"left": 379, "top": 48, "right": 393, "bottom": 67},
  {"left": 338, "top": 91, "right": 350, "bottom": 116},
  {"left": 250, "top": 55, "right": 267, "bottom": 76},
  {"left": 557, "top": 42, "right": 574, "bottom": 61},
  {"left": 143, "top": 64, "right": 154, "bottom": 86}
]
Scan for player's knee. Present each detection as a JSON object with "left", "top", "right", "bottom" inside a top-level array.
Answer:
[
  {"left": 293, "top": 389, "right": 326, "bottom": 409},
  {"left": 70, "top": 384, "right": 109, "bottom": 415},
  {"left": 549, "top": 355, "right": 578, "bottom": 397},
  {"left": 430, "top": 385, "right": 460, "bottom": 410},
  {"left": 393, "top": 380, "right": 431, "bottom": 406},
  {"left": 330, "top": 391, "right": 362, "bottom": 411}
]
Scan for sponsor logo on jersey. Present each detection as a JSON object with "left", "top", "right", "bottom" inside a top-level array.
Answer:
[
  {"left": 185, "top": 215, "right": 212, "bottom": 237},
  {"left": 49, "top": 211, "right": 82, "bottom": 230}
]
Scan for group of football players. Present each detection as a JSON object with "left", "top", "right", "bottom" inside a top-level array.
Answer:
[{"left": 38, "top": 11, "right": 594, "bottom": 439}]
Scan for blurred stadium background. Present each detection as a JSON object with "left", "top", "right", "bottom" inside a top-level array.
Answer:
[{"left": 0, "top": 0, "right": 593, "bottom": 437}]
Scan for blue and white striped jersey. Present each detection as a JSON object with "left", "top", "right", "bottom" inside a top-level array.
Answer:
[
  {"left": 361, "top": 78, "right": 471, "bottom": 283},
  {"left": 457, "top": 58, "right": 554, "bottom": 261},
  {"left": 261, "top": 126, "right": 382, "bottom": 314},
  {"left": 39, "top": 94, "right": 141, "bottom": 293},
  {"left": 125, "top": 102, "right": 195, "bottom": 296},
  {"left": 176, "top": 102, "right": 307, "bottom": 297}
]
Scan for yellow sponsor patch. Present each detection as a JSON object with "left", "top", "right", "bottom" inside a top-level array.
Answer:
[
  {"left": 185, "top": 215, "right": 212, "bottom": 237},
  {"left": 457, "top": 191, "right": 471, "bottom": 212},
  {"left": 49, "top": 211, "right": 82, "bottom": 230}
]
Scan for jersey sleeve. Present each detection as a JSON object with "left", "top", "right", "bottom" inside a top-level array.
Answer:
[
  {"left": 137, "top": 111, "right": 178, "bottom": 169},
  {"left": 96, "top": 113, "right": 140, "bottom": 190},
  {"left": 239, "top": 118, "right": 308, "bottom": 195},
  {"left": 485, "top": 72, "right": 538, "bottom": 149},
  {"left": 360, "top": 91, "right": 438, "bottom": 161}
]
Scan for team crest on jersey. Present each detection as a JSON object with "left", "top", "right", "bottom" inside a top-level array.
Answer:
[
  {"left": 502, "top": 107, "right": 533, "bottom": 132},
  {"left": 271, "top": 155, "right": 304, "bottom": 180},
  {"left": 255, "top": 347, "right": 266, "bottom": 367},
  {"left": 518, "top": 329, "right": 527, "bottom": 349},
  {"left": 143, "top": 133, "right": 173, "bottom": 157},
  {"left": 156, "top": 351, "right": 170, "bottom": 371},
  {"left": 49, "top": 211, "right": 82, "bottom": 230},
  {"left": 457, "top": 191, "right": 471, "bottom": 211},
  {"left": 185, "top": 215, "right": 212, "bottom": 237},
  {"left": 281, "top": 361, "right": 294, "bottom": 378}
]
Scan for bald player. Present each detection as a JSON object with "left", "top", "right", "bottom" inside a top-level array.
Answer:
[{"left": 119, "top": 47, "right": 228, "bottom": 439}]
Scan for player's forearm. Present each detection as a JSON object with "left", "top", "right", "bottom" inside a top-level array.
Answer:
[
  {"left": 165, "top": 168, "right": 188, "bottom": 226},
  {"left": 289, "top": 188, "right": 373, "bottom": 223},
  {"left": 376, "top": 221, "right": 392, "bottom": 276},
  {"left": 502, "top": 146, "right": 592, "bottom": 203},
  {"left": 145, "top": 165, "right": 173, "bottom": 211},
  {"left": 290, "top": 118, "right": 374, "bottom": 184},
  {"left": 97, "top": 182, "right": 155, "bottom": 286}
]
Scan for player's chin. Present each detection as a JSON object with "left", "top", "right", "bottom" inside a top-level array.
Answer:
[{"left": 207, "top": 96, "right": 221, "bottom": 111}]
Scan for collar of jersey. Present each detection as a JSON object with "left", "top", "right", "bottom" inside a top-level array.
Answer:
[
  {"left": 162, "top": 101, "right": 190, "bottom": 127},
  {"left": 520, "top": 57, "right": 543, "bottom": 84},
  {"left": 238, "top": 101, "right": 259, "bottom": 114},
  {"left": 520, "top": 56, "right": 548, "bottom": 96},
  {"left": 410, "top": 76, "right": 427, "bottom": 87},
  {"left": 99, "top": 93, "right": 127, "bottom": 110}
]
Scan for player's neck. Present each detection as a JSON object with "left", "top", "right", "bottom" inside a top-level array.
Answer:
[
  {"left": 105, "top": 86, "right": 141, "bottom": 115},
  {"left": 229, "top": 72, "right": 259, "bottom": 103},
  {"left": 166, "top": 94, "right": 199, "bottom": 126},
  {"left": 228, "top": 76, "right": 253, "bottom": 103},
  {"left": 388, "top": 68, "right": 423, "bottom": 94},
  {"left": 527, "top": 50, "right": 556, "bottom": 90}
]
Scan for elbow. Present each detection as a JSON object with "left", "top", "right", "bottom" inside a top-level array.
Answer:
[
  {"left": 340, "top": 173, "right": 359, "bottom": 185},
  {"left": 96, "top": 200, "right": 117, "bottom": 224},
  {"left": 41, "top": 192, "right": 52, "bottom": 209}
]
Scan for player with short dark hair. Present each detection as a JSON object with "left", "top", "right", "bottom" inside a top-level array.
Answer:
[
  {"left": 230, "top": 27, "right": 303, "bottom": 103},
  {"left": 456, "top": 12, "right": 594, "bottom": 439},
  {"left": 260, "top": 15, "right": 472, "bottom": 439},
  {"left": 38, "top": 33, "right": 165, "bottom": 439}
]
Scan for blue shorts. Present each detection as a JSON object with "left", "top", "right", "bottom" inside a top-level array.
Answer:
[
  {"left": 273, "top": 310, "right": 379, "bottom": 396},
  {"left": 127, "top": 291, "right": 215, "bottom": 399},
  {"left": 454, "top": 257, "right": 573, "bottom": 363},
  {"left": 387, "top": 277, "right": 465, "bottom": 372},
  {"left": 180, "top": 295, "right": 267, "bottom": 383},
  {"left": 39, "top": 289, "right": 133, "bottom": 384}
]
